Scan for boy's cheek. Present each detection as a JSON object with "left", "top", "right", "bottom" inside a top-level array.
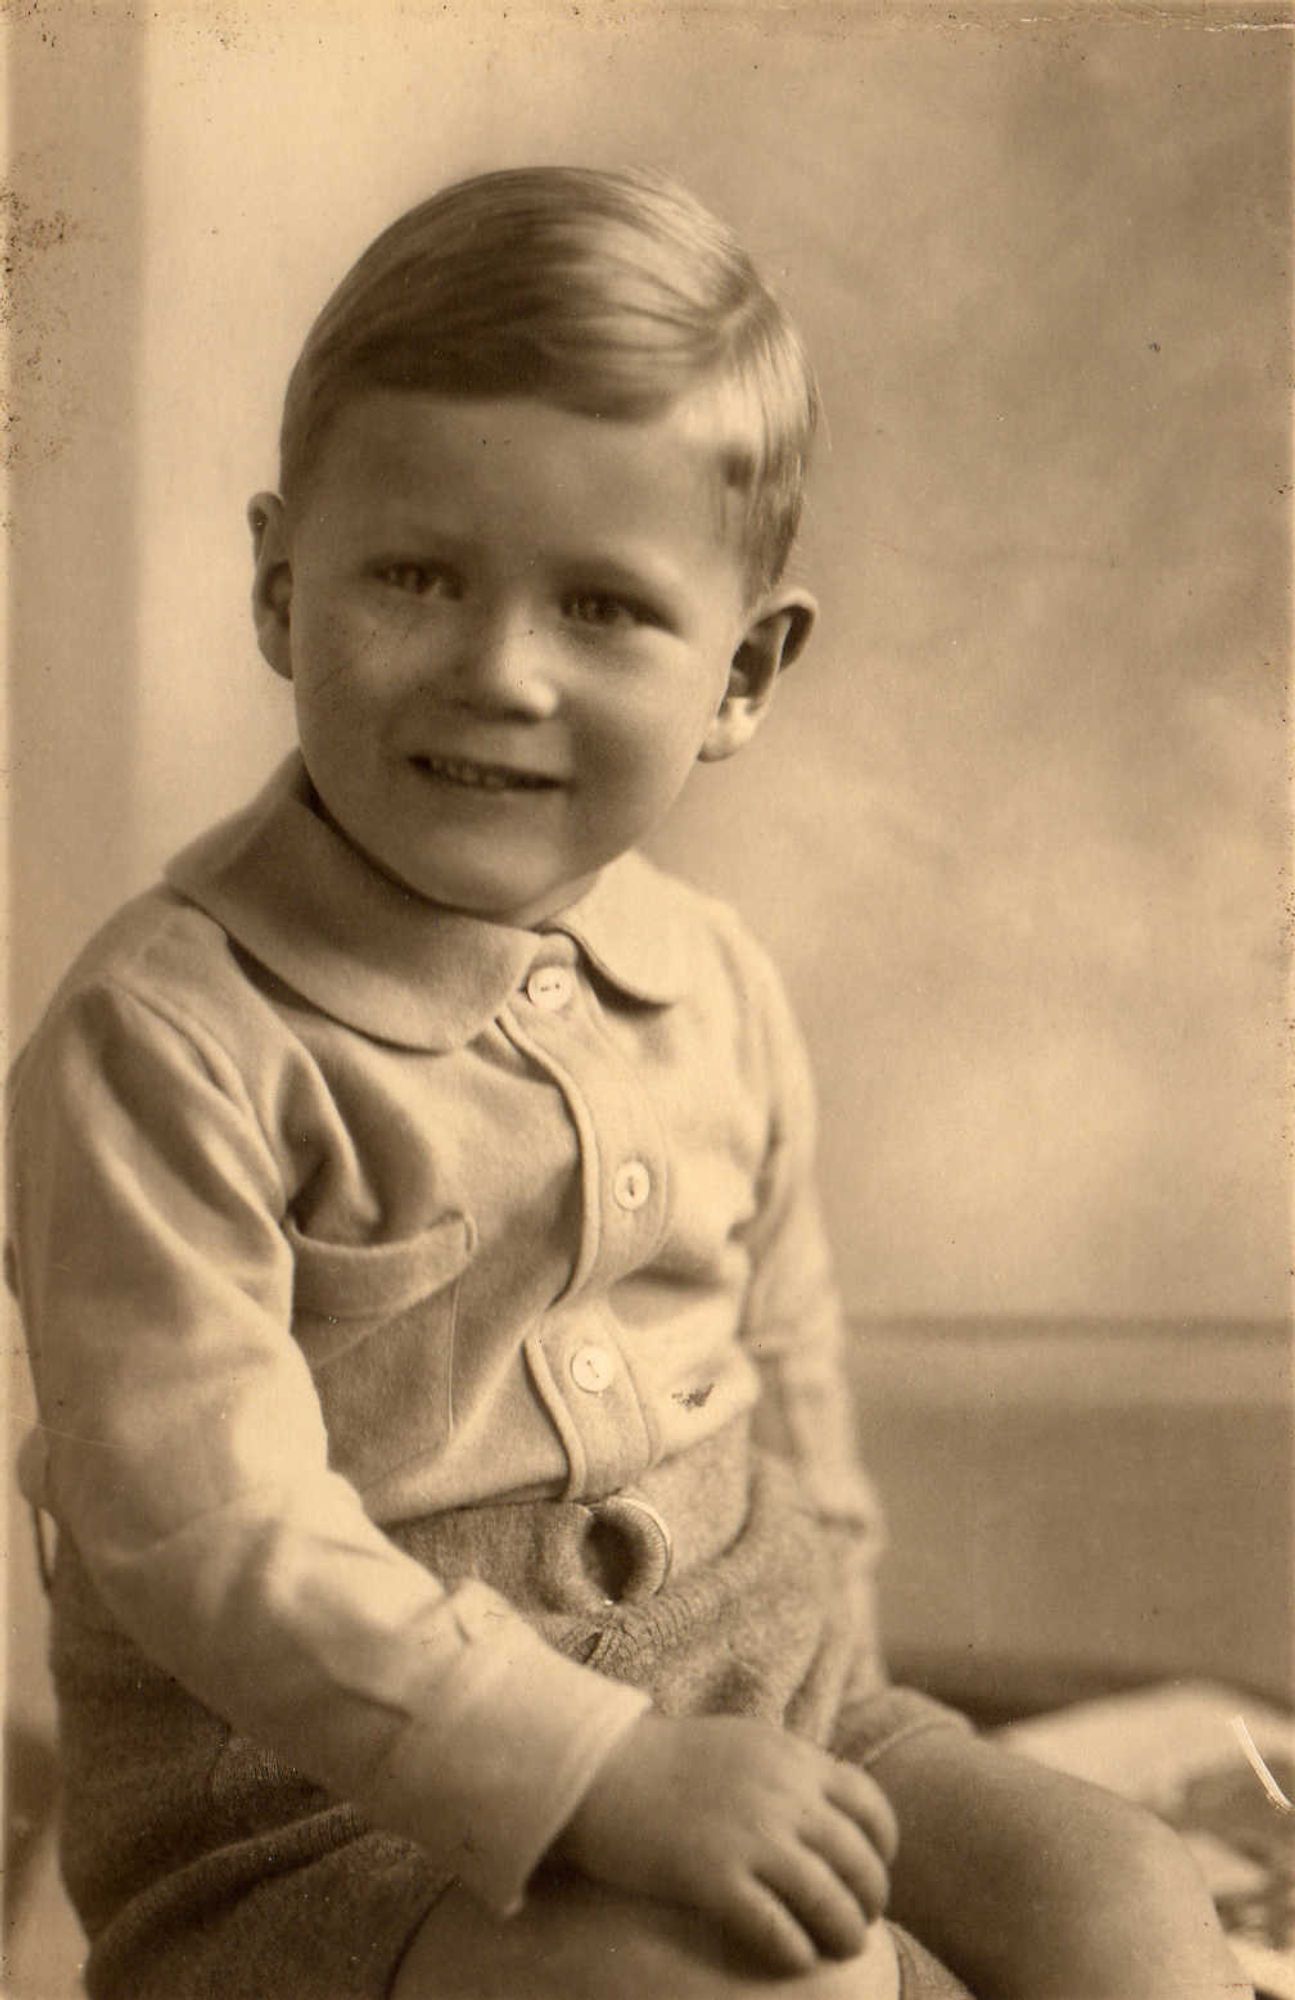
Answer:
[{"left": 294, "top": 623, "right": 395, "bottom": 698}]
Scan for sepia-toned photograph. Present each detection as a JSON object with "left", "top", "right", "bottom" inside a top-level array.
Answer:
[{"left": 5, "top": 3, "right": 1291, "bottom": 1995}]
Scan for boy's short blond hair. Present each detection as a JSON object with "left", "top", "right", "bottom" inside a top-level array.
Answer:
[{"left": 279, "top": 166, "right": 818, "bottom": 594}]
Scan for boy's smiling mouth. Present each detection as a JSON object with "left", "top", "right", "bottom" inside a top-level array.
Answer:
[{"left": 412, "top": 754, "right": 562, "bottom": 794}]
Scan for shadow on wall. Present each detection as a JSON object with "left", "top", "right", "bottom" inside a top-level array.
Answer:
[{"left": 850, "top": 1318, "right": 1293, "bottom": 1710}]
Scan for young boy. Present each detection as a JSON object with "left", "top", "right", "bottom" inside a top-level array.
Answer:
[{"left": 8, "top": 168, "right": 1248, "bottom": 2000}]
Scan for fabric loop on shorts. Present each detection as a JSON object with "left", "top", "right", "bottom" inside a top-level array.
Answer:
[
  {"left": 583, "top": 1490, "right": 673, "bottom": 1601},
  {"left": 387, "top": 1412, "right": 751, "bottom": 1615}
]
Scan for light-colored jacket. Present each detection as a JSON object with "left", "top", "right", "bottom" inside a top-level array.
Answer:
[{"left": 8, "top": 754, "right": 880, "bottom": 1915}]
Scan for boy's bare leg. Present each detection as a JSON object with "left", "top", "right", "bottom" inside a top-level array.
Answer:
[
  {"left": 872, "top": 1726, "right": 1252, "bottom": 1999},
  {"left": 392, "top": 1875, "right": 901, "bottom": 2000}
]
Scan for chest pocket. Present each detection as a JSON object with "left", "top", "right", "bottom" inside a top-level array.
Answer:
[{"left": 286, "top": 1213, "right": 476, "bottom": 1489}]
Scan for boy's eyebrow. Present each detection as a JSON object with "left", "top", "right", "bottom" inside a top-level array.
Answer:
[{"left": 547, "top": 545, "right": 702, "bottom": 603}]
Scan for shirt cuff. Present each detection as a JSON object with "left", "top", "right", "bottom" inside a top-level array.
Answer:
[{"left": 357, "top": 1581, "right": 652, "bottom": 1915}]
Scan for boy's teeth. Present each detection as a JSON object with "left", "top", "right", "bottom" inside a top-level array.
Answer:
[{"left": 421, "top": 756, "right": 544, "bottom": 791}]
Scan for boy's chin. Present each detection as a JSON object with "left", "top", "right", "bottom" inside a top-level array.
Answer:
[{"left": 392, "top": 862, "right": 600, "bottom": 929}]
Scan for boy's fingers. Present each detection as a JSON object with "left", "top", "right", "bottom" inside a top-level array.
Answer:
[
  {"left": 716, "top": 1877, "right": 820, "bottom": 1976},
  {"left": 755, "top": 1846, "right": 872, "bottom": 1962},
  {"left": 825, "top": 1763, "right": 900, "bottom": 1864},
  {"left": 802, "top": 1808, "right": 891, "bottom": 1922}
]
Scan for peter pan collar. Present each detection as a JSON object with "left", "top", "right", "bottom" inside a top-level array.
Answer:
[{"left": 165, "top": 754, "right": 693, "bottom": 1050}]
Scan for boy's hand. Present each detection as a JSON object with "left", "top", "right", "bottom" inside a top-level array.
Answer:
[{"left": 553, "top": 1714, "right": 897, "bottom": 1975}]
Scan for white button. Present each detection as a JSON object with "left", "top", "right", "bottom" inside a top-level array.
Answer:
[
  {"left": 613, "top": 1160, "right": 652, "bottom": 1211},
  {"left": 526, "top": 965, "right": 574, "bottom": 1011},
  {"left": 570, "top": 1344, "right": 616, "bottom": 1394}
]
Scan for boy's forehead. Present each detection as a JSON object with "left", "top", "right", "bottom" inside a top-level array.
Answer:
[
  {"left": 297, "top": 388, "right": 750, "bottom": 571},
  {"left": 312, "top": 386, "right": 733, "bottom": 479}
]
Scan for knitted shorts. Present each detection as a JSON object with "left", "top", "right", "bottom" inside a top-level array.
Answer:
[{"left": 49, "top": 1446, "right": 972, "bottom": 1999}]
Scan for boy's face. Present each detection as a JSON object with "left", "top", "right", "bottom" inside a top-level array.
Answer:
[{"left": 251, "top": 391, "right": 813, "bottom": 927}]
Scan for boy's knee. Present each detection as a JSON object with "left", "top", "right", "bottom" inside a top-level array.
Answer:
[
  {"left": 1094, "top": 1800, "right": 1213, "bottom": 1927},
  {"left": 1056, "top": 1795, "right": 1248, "bottom": 1996},
  {"left": 392, "top": 1878, "right": 901, "bottom": 2000}
]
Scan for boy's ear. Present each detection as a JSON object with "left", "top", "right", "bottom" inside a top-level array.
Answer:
[
  {"left": 248, "top": 492, "right": 295, "bottom": 681},
  {"left": 698, "top": 587, "right": 817, "bottom": 763}
]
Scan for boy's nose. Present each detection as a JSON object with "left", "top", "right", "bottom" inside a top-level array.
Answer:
[{"left": 443, "top": 606, "right": 561, "bottom": 720}]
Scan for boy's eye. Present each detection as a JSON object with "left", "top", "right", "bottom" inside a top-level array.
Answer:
[
  {"left": 374, "top": 562, "right": 459, "bottom": 598},
  {"left": 564, "top": 590, "right": 649, "bottom": 630}
]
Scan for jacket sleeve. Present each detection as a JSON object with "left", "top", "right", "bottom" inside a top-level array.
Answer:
[
  {"left": 731, "top": 937, "right": 974, "bottom": 1757},
  {"left": 6, "top": 977, "right": 649, "bottom": 1913},
  {"left": 734, "top": 936, "right": 887, "bottom": 1551}
]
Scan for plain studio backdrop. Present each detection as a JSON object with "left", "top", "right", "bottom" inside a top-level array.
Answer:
[{"left": 5, "top": 0, "right": 1291, "bottom": 1777}]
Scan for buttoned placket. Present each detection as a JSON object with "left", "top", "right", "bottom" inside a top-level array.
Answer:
[{"left": 501, "top": 935, "right": 671, "bottom": 1500}]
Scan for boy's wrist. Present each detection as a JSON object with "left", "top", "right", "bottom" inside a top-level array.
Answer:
[
  {"left": 550, "top": 1711, "right": 660, "bottom": 1872},
  {"left": 358, "top": 1589, "right": 652, "bottom": 1915}
]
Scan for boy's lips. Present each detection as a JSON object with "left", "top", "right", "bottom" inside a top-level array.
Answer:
[{"left": 410, "top": 753, "right": 563, "bottom": 794}]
